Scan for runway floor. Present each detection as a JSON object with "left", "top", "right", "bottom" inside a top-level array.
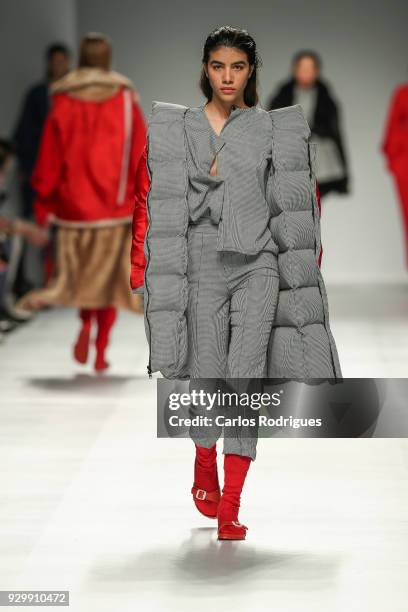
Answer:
[{"left": 1, "top": 283, "right": 408, "bottom": 611}]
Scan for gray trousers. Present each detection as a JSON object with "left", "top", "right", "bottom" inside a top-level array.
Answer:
[{"left": 187, "top": 218, "right": 280, "bottom": 460}]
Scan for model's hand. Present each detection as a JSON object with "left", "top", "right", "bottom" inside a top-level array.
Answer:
[
  {"left": 25, "top": 225, "right": 50, "bottom": 247},
  {"left": 14, "top": 219, "right": 50, "bottom": 246}
]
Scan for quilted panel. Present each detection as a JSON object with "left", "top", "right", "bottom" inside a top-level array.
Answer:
[
  {"left": 146, "top": 236, "right": 187, "bottom": 276},
  {"left": 144, "top": 102, "right": 190, "bottom": 378},
  {"left": 268, "top": 104, "right": 342, "bottom": 379},
  {"left": 147, "top": 197, "right": 187, "bottom": 237},
  {"left": 269, "top": 210, "right": 315, "bottom": 251},
  {"left": 267, "top": 170, "right": 313, "bottom": 215},
  {"left": 274, "top": 286, "right": 325, "bottom": 327},
  {"left": 149, "top": 159, "right": 187, "bottom": 200},
  {"left": 278, "top": 249, "right": 320, "bottom": 289},
  {"left": 302, "top": 323, "right": 340, "bottom": 378},
  {"left": 267, "top": 326, "right": 306, "bottom": 378}
]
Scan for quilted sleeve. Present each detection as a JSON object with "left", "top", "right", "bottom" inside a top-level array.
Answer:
[
  {"left": 143, "top": 102, "right": 190, "bottom": 379},
  {"left": 266, "top": 104, "right": 342, "bottom": 379}
]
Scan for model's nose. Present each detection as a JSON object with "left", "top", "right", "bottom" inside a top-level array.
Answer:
[{"left": 222, "top": 69, "right": 233, "bottom": 83}]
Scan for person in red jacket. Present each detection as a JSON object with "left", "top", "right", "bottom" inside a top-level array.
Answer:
[
  {"left": 18, "top": 33, "right": 147, "bottom": 371},
  {"left": 382, "top": 82, "right": 408, "bottom": 269}
]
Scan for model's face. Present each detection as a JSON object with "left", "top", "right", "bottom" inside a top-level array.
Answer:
[
  {"left": 293, "top": 57, "right": 319, "bottom": 88},
  {"left": 204, "top": 46, "right": 254, "bottom": 106},
  {"left": 48, "top": 52, "right": 70, "bottom": 81}
]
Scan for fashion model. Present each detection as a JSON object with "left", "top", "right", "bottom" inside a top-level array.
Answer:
[
  {"left": 17, "top": 33, "right": 147, "bottom": 371},
  {"left": 267, "top": 50, "right": 350, "bottom": 199},
  {"left": 131, "top": 26, "right": 342, "bottom": 540}
]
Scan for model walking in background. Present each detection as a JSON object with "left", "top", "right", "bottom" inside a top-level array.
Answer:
[
  {"left": 382, "top": 80, "right": 408, "bottom": 269},
  {"left": 17, "top": 33, "right": 147, "bottom": 371},
  {"left": 267, "top": 50, "right": 350, "bottom": 199}
]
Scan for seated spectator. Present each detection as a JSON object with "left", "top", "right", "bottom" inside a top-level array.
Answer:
[{"left": 0, "top": 139, "right": 48, "bottom": 336}]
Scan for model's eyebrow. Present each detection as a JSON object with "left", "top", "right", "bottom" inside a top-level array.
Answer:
[{"left": 210, "top": 60, "right": 247, "bottom": 66}]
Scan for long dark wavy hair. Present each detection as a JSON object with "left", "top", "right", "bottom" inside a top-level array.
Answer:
[{"left": 199, "top": 26, "right": 262, "bottom": 107}]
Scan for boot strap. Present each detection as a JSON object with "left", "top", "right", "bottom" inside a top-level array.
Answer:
[{"left": 191, "top": 485, "right": 220, "bottom": 502}]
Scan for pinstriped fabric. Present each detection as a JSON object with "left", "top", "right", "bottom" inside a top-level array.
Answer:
[
  {"left": 187, "top": 225, "right": 279, "bottom": 459},
  {"left": 183, "top": 111, "right": 225, "bottom": 224},
  {"left": 143, "top": 102, "right": 190, "bottom": 379},
  {"left": 186, "top": 225, "right": 279, "bottom": 378},
  {"left": 184, "top": 105, "right": 279, "bottom": 255},
  {"left": 270, "top": 210, "right": 316, "bottom": 250},
  {"left": 278, "top": 250, "right": 319, "bottom": 289},
  {"left": 267, "top": 170, "right": 312, "bottom": 214},
  {"left": 143, "top": 100, "right": 342, "bottom": 381},
  {"left": 266, "top": 105, "right": 342, "bottom": 378}
]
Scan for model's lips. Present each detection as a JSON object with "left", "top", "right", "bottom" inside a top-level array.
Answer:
[{"left": 221, "top": 88, "right": 235, "bottom": 93}]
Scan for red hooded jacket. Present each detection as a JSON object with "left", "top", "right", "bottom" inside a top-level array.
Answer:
[
  {"left": 130, "top": 148, "right": 323, "bottom": 291},
  {"left": 32, "top": 68, "right": 147, "bottom": 227}
]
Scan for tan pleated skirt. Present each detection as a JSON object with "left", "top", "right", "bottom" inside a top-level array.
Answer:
[{"left": 17, "top": 222, "right": 143, "bottom": 313}]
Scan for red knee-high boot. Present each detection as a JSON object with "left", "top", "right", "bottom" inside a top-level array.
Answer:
[
  {"left": 191, "top": 444, "right": 221, "bottom": 519},
  {"left": 217, "top": 454, "right": 251, "bottom": 540},
  {"left": 73, "top": 308, "right": 95, "bottom": 364},
  {"left": 94, "top": 306, "right": 117, "bottom": 371}
]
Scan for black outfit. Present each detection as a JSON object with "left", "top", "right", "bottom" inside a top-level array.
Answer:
[
  {"left": 13, "top": 81, "right": 49, "bottom": 219},
  {"left": 266, "top": 78, "right": 349, "bottom": 197},
  {"left": 11, "top": 81, "right": 50, "bottom": 297}
]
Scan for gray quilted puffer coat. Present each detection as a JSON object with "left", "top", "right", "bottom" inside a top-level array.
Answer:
[{"left": 141, "top": 100, "right": 342, "bottom": 381}]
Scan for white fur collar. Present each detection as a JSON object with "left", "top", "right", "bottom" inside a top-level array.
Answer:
[{"left": 51, "top": 68, "right": 135, "bottom": 95}]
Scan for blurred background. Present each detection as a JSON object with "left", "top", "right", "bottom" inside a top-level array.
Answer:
[{"left": 2, "top": 0, "right": 408, "bottom": 283}]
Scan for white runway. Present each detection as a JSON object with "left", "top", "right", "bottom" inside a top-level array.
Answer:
[{"left": 1, "top": 283, "right": 408, "bottom": 611}]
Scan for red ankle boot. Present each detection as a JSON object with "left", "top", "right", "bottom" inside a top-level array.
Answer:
[
  {"left": 94, "top": 307, "right": 117, "bottom": 371},
  {"left": 73, "top": 309, "right": 95, "bottom": 364},
  {"left": 217, "top": 454, "right": 251, "bottom": 540},
  {"left": 191, "top": 444, "right": 220, "bottom": 519}
]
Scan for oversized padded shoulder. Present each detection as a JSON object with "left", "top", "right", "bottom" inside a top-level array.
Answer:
[
  {"left": 150, "top": 100, "right": 188, "bottom": 118},
  {"left": 269, "top": 103, "right": 311, "bottom": 135}
]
